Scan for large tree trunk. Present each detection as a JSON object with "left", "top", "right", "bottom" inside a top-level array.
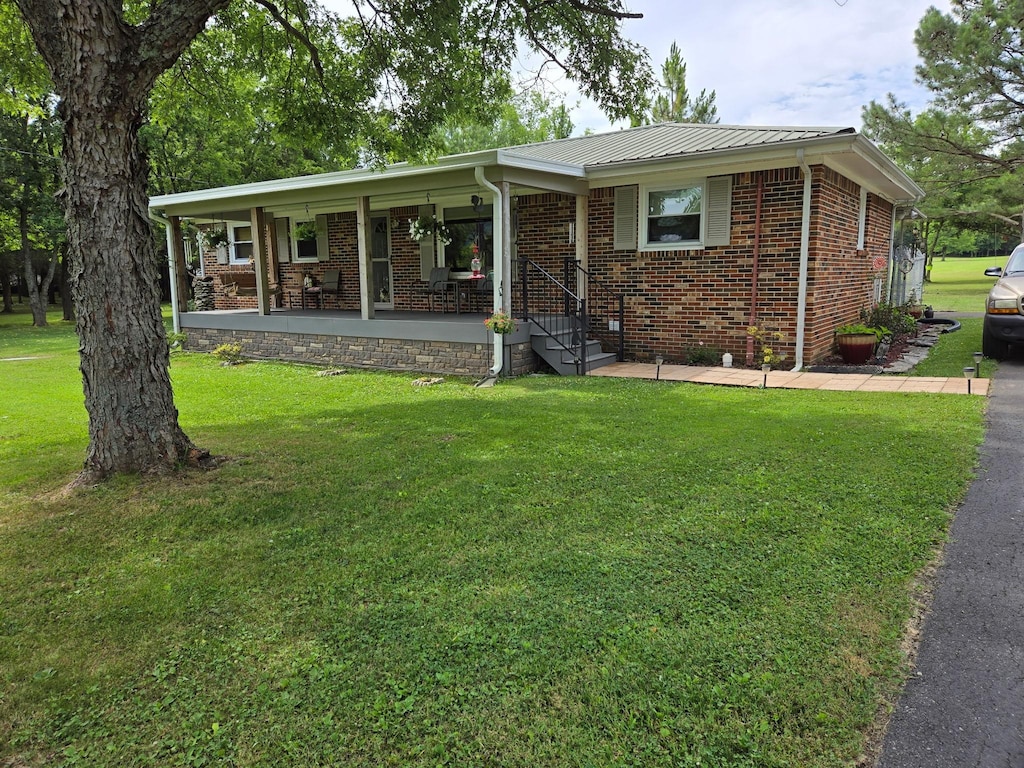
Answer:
[
  {"left": 62, "top": 93, "right": 200, "bottom": 479},
  {"left": 13, "top": 0, "right": 227, "bottom": 481}
]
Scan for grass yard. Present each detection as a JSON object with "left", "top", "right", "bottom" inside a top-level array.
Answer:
[
  {"left": 921, "top": 255, "right": 1006, "bottom": 313},
  {"left": 0, "top": 306, "right": 986, "bottom": 767}
]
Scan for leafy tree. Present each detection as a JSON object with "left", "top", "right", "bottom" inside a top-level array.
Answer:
[
  {"left": 863, "top": 0, "right": 1024, "bottom": 244},
  {"left": 7, "top": 0, "right": 652, "bottom": 481},
  {"left": 433, "top": 90, "right": 575, "bottom": 155},
  {"left": 642, "top": 41, "right": 718, "bottom": 125}
]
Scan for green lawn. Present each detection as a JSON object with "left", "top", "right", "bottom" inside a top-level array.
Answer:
[
  {"left": 921, "top": 255, "right": 1006, "bottom": 313},
  {"left": 0, "top": 306, "right": 986, "bottom": 767}
]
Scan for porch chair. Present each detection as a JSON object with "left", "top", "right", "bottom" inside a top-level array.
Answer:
[
  {"left": 414, "top": 266, "right": 452, "bottom": 312},
  {"left": 320, "top": 269, "right": 341, "bottom": 308}
]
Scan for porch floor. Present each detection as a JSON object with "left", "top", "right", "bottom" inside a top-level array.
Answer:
[{"left": 590, "top": 362, "right": 989, "bottom": 396}]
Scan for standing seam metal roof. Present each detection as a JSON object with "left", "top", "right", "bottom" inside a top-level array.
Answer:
[{"left": 501, "top": 123, "right": 857, "bottom": 168}]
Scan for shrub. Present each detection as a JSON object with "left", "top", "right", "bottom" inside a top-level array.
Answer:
[
  {"left": 685, "top": 345, "right": 721, "bottom": 365},
  {"left": 212, "top": 343, "right": 244, "bottom": 364},
  {"left": 861, "top": 302, "right": 915, "bottom": 335}
]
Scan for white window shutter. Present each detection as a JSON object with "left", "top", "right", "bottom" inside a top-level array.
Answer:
[
  {"left": 315, "top": 214, "right": 330, "bottom": 261},
  {"left": 613, "top": 186, "right": 638, "bottom": 251},
  {"left": 704, "top": 176, "right": 732, "bottom": 247},
  {"left": 275, "top": 217, "right": 291, "bottom": 263},
  {"left": 418, "top": 204, "right": 435, "bottom": 280}
]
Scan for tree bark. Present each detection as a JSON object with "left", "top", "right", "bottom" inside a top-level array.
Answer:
[{"left": 13, "top": 0, "right": 228, "bottom": 480}]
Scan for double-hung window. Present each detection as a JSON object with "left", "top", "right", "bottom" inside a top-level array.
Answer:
[
  {"left": 229, "top": 223, "right": 253, "bottom": 264},
  {"left": 642, "top": 183, "right": 703, "bottom": 249}
]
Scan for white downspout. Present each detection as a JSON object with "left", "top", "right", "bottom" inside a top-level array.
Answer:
[
  {"left": 792, "top": 149, "right": 812, "bottom": 371},
  {"left": 149, "top": 210, "right": 180, "bottom": 334},
  {"left": 475, "top": 166, "right": 504, "bottom": 376}
]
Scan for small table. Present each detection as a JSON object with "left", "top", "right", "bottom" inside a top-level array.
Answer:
[
  {"left": 301, "top": 286, "right": 323, "bottom": 309},
  {"left": 455, "top": 274, "right": 488, "bottom": 314}
]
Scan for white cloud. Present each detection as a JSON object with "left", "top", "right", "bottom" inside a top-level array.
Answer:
[{"left": 563, "top": 0, "right": 950, "bottom": 133}]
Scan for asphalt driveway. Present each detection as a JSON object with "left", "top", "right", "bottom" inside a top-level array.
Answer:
[{"left": 877, "top": 350, "right": 1024, "bottom": 767}]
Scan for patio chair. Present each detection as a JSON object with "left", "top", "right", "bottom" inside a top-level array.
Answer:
[
  {"left": 320, "top": 269, "right": 341, "bottom": 308},
  {"left": 414, "top": 266, "right": 452, "bottom": 312}
]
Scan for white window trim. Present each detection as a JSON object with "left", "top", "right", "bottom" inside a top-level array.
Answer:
[
  {"left": 290, "top": 218, "right": 320, "bottom": 264},
  {"left": 227, "top": 221, "right": 253, "bottom": 265},
  {"left": 638, "top": 179, "right": 706, "bottom": 252}
]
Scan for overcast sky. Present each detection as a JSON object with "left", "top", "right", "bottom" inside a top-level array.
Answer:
[{"left": 551, "top": 0, "right": 951, "bottom": 134}]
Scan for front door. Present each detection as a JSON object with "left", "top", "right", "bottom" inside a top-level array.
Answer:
[{"left": 371, "top": 215, "right": 393, "bottom": 309}]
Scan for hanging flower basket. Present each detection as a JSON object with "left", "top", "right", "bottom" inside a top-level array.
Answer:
[
  {"left": 408, "top": 215, "right": 453, "bottom": 246},
  {"left": 205, "top": 228, "right": 229, "bottom": 248},
  {"left": 484, "top": 311, "right": 516, "bottom": 335},
  {"left": 294, "top": 220, "right": 320, "bottom": 241}
]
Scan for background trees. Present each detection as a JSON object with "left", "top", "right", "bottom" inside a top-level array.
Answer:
[
  {"left": 636, "top": 41, "right": 719, "bottom": 126},
  {"left": 863, "top": 0, "right": 1024, "bottom": 269}
]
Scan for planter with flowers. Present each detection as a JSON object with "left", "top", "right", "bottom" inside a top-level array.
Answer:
[
  {"left": 408, "top": 215, "right": 453, "bottom": 246},
  {"left": 484, "top": 311, "right": 517, "bottom": 335}
]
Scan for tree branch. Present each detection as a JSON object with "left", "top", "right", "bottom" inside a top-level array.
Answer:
[{"left": 250, "top": 0, "right": 325, "bottom": 83}]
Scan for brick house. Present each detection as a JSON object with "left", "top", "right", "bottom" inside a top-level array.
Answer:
[{"left": 150, "top": 123, "right": 922, "bottom": 377}]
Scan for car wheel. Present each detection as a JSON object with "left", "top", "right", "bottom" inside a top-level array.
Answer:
[{"left": 982, "top": 329, "right": 1010, "bottom": 360}]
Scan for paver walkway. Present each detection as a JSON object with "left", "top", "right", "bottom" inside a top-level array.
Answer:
[{"left": 589, "top": 361, "right": 989, "bottom": 396}]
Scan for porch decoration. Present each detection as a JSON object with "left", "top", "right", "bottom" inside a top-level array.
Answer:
[
  {"left": 294, "top": 220, "right": 320, "bottom": 241},
  {"left": 205, "top": 228, "right": 229, "bottom": 248},
  {"left": 835, "top": 323, "right": 886, "bottom": 364},
  {"left": 408, "top": 214, "right": 453, "bottom": 246},
  {"left": 484, "top": 311, "right": 516, "bottom": 335}
]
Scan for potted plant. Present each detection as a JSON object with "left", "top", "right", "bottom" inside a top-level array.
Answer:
[
  {"left": 835, "top": 323, "right": 886, "bottom": 364},
  {"left": 205, "top": 228, "right": 229, "bottom": 248},
  {"left": 294, "top": 220, "right": 319, "bottom": 241},
  {"left": 483, "top": 311, "right": 517, "bottom": 335}
]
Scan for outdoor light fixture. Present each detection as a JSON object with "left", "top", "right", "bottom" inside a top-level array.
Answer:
[
  {"left": 762, "top": 362, "right": 771, "bottom": 389},
  {"left": 471, "top": 194, "right": 485, "bottom": 213},
  {"left": 963, "top": 366, "right": 975, "bottom": 394},
  {"left": 655, "top": 355, "right": 664, "bottom": 381},
  {"left": 973, "top": 351, "right": 983, "bottom": 377}
]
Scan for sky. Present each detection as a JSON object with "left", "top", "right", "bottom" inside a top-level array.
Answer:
[{"left": 520, "top": 0, "right": 952, "bottom": 135}]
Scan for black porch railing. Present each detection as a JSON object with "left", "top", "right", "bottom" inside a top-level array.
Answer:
[{"left": 517, "top": 257, "right": 625, "bottom": 370}]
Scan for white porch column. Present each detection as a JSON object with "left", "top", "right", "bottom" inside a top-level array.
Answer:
[
  {"left": 167, "top": 215, "right": 188, "bottom": 331},
  {"left": 575, "top": 194, "right": 588, "bottom": 304},
  {"left": 250, "top": 206, "right": 271, "bottom": 316},
  {"left": 356, "top": 195, "right": 374, "bottom": 319}
]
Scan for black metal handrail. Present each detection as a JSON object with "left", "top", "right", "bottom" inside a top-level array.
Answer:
[
  {"left": 573, "top": 261, "right": 625, "bottom": 362},
  {"left": 519, "top": 258, "right": 588, "bottom": 374},
  {"left": 518, "top": 257, "right": 626, "bottom": 372}
]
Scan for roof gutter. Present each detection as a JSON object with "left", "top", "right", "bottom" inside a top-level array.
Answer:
[
  {"left": 475, "top": 166, "right": 504, "bottom": 377},
  {"left": 149, "top": 209, "right": 180, "bottom": 334},
  {"left": 792, "top": 150, "right": 812, "bottom": 372}
]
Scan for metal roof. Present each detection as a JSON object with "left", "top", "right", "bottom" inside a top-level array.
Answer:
[{"left": 501, "top": 123, "right": 858, "bottom": 168}]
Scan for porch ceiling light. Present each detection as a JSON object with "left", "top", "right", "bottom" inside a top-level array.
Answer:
[{"left": 471, "top": 194, "right": 485, "bottom": 213}]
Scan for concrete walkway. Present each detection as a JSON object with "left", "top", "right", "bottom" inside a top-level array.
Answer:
[
  {"left": 589, "top": 361, "right": 990, "bottom": 396},
  {"left": 876, "top": 355, "right": 1024, "bottom": 767}
]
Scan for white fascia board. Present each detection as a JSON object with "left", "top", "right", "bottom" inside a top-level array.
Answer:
[
  {"left": 584, "top": 134, "right": 922, "bottom": 204},
  {"left": 148, "top": 148, "right": 589, "bottom": 218}
]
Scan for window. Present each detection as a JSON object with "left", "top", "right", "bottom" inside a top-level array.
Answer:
[
  {"left": 442, "top": 205, "right": 493, "bottom": 272},
  {"left": 229, "top": 223, "right": 253, "bottom": 264},
  {"left": 642, "top": 183, "right": 702, "bottom": 249}
]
